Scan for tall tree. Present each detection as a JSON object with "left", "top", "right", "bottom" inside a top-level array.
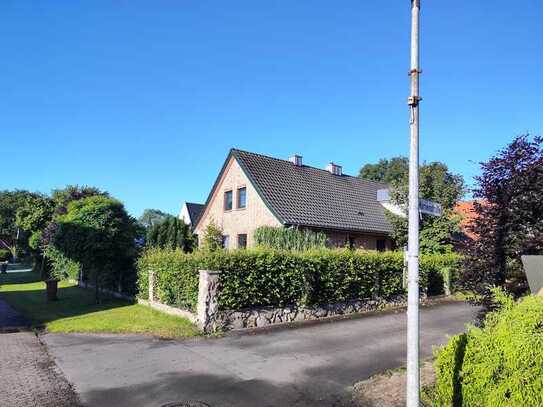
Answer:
[
  {"left": 15, "top": 193, "right": 55, "bottom": 271},
  {"left": 51, "top": 185, "right": 107, "bottom": 208},
  {"left": 462, "top": 135, "right": 543, "bottom": 296},
  {"left": 359, "top": 157, "right": 465, "bottom": 253},
  {"left": 146, "top": 216, "right": 195, "bottom": 252},
  {"left": 359, "top": 157, "right": 409, "bottom": 185},
  {"left": 139, "top": 209, "right": 170, "bottom": 229},
  {"left": 0, "top": 190, "right": 41, "bottom": 260},
  {"left": 51, "top": 195, "right": 139, "bottom": 301}
]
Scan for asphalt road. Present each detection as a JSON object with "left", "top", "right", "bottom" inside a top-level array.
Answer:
[{"left": 43, "top": 302, "right": 478, "bottom": 407}]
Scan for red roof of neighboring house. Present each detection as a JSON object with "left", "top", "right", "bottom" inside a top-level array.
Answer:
[{"left": 454, "top": 200, "right": 479, "bottom": 240}]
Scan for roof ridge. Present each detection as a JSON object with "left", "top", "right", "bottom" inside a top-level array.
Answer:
[{"left": 231, "top": 147, "right": 388, "bottom": 187}]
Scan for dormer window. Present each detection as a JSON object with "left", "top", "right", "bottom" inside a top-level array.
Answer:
[
  {"left": 237, "top": 187, "right": 247, "bottom": 209},
  {"left": 224, "top": 190, "right": 233, "bottom": 211}
]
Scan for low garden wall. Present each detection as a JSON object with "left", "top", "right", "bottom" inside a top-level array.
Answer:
[{"left": 137, "top": 248, "right": 462, "bottom": 332}]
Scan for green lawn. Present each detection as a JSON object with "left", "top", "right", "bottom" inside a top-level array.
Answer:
[{"left": 0, "top": 272, "right": 200, "bottom": 338}]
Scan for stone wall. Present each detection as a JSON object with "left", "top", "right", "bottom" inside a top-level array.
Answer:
[
  {"left": 206, "top": 298, "right": 407, "bottom": 332},
  {"left": 196, "top": 269, "right": 408, "bottom": 333},
  {"left": 144, "top": 269, "right": 414, "bottom": 333}
]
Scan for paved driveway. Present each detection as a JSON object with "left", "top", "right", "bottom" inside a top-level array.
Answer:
[
  {"left": 0, "top": 298, "right": 80, "bottom": 407},
  {"left": 43, "top": 302, "right": 478, "bottom": 407}
]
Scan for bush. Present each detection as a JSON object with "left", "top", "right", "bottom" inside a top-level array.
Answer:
[
  {"left": 137, "top": 248, "right": 462, "bottom": 312},
  {"left": 430, "top": 289, "right": 543, "bottom": 407},
  {"left": 254, "top": 226, "right": 327, "bottom": 250},
  {"left": 44, "top": 245, "right": 81, "bottom": 281},
  {"left": 201, "top": 220, "right": 223, "bottom": 252},
  {"left": 0, "top": 248, "right": 11, "bottom": 262}
]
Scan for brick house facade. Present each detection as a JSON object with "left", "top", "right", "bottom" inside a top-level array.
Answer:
[{"left": 193, "top": 149, "right": 394, "bottom": 250}]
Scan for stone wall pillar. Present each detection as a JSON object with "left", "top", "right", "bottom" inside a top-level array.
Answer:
[
  {"left": 148, "top": 269, "right": 155, "bottom": 303},
  {"left": 197, "top": 270, "right": 221, "bottom": 332}
]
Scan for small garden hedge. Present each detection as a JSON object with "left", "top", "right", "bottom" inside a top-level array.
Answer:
[
  {"left": 429, "top": 290, "right": 543, "bottom": 407},
  {"left": 137, "top": 248, "right": 462, "bottom": 312}
]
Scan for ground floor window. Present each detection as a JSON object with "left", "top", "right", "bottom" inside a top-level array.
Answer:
[
  {"left": 376, "top": 239, "right": 386, "bottom": 252},
  {"left": 237, "top": 234, "right": 247, "bottom": 249}
]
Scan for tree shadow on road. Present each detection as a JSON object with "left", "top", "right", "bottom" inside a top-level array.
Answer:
[{"left": 82, "top": 370, "right": 356, "bottom": 407}]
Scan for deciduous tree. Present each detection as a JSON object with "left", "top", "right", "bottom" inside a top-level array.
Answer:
[
  {"left": 462, "top": 135, "right": 543, "bottom": 296},
  {"left": 359, "top": 158, "right": 465, "bottom": 253},
  {"left": 50, "top": 195, "right": 139, "bottom": 301}
]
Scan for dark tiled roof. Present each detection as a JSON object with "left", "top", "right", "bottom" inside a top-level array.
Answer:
[
  {"left": 232, "top": 149, "right": 393, "bottom": 234},
  {"left": 186, "top": 202, "right": 204, "bottom": 225}
]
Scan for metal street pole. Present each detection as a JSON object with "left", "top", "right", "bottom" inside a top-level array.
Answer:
[{"left": 407, "top": 0, "right": 421, "bottom": 406}]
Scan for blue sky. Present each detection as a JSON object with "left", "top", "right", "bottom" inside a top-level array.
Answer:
[{"left": 2, "top": 1, "right": 541, "bottom": 217}]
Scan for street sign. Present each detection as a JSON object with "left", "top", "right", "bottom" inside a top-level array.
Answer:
[
  {"left": 377, "top": 189, "right": 442, "bottom": 217},
  {"left": 521, "top": 255, "right": 543, "bottom": 296},
  {"left": 419, "top": 199, "right": 442, "bottom": 216}
]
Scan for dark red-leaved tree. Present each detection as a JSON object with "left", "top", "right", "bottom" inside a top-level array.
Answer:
[{"left": 462, "top": 135, "right": 543, "bottom": 297}]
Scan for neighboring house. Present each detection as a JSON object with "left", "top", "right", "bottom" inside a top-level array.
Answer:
[
  {"left": 454, "top": 200, "right": 480, "bottom": 241},
  {"left": 194, "top": 148, "right": 394, "bottom": 250},
  {"left": 179, "top": 202, "right": 205, "bottom": 229}
]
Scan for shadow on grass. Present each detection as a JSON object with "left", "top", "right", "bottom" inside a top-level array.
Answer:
[
  {"left": 0, "top": 272, "right": 131, "bottom": 327},
  {"left": 451, "top": 333, "right": 468, "bottom": 407},
  {"left": 0, "top": 271, "right": 42, "bottom": 284}
]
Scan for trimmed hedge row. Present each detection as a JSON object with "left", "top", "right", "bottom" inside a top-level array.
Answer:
[
  {"left": 429, "top": 290, "right": 543, "bottom": 406},
  {"left": 137, "top": 248, "right": 462, "bottom": 312}
]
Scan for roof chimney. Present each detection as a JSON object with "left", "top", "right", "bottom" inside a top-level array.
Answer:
[
  {"left": 326, "top": 162, "right": 342, "bottom": 175},
  {"left": 289, "top": 154, "right": 303, "bottom": 166}
]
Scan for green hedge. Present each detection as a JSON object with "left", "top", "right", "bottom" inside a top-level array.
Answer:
[
  {"left": 137, "top": 248, "right": 462, "bottom": 312},
  {"left": 137, "top": 248, "right": 201, "bottom": 311},
  {"left": 429, "top": 290, "right": 543, "bottom": 407}
]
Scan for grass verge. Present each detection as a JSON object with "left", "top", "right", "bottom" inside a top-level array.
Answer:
[{"left": 0, "top": 272, "right": 200, "bottom": 338}]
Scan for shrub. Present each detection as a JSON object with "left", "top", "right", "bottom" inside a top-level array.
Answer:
[
  {"left": 137, "top": 248, "right": 462, "bottom": 312},
  {"left": 430, "top": 289, "right": 543, "bottom": 407},
  {"left": 421, "top": 253, "right": 462, "bottom": 296},
  {"left": 0, "top": 248, "right": 11, "bottom": 262},
  {"left": 201, "top": 220, "right": 223, "bottom": 252},
  {"left": 44, "top": 245, "right": 81, "bottom": 281},
  {"left": 254, "top": 226, "right": 327, "bottom": 250}
]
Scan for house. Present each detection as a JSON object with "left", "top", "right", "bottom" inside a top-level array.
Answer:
[
  {"left": 179, "top": 202, "right": 205, "bottom": 229},
  {"left": 453, "top": 200, "right": 483, "bottom": 248},
  {"left": 194, "top": 148, "right": 395, "bottom": 250},
  {"left": 454, "top": 200, "right": 478, "bottom": 239}
]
